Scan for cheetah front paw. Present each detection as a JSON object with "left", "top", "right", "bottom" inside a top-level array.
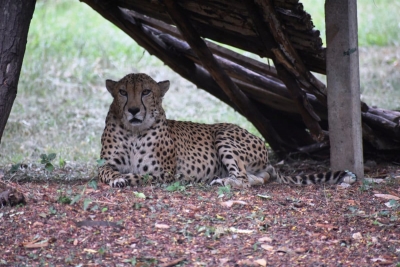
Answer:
[
  {"left": 210, "top": 177, "right": 250, "bottom": 189},
  {"left": 110, "top": 177, "right": 130, "bottom": 188}
]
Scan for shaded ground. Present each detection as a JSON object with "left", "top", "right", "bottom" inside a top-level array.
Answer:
[{"left": 1, "top": 160, "right": 400, "bottom": 266}]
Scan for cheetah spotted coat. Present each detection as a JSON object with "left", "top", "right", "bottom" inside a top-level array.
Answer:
[{"left": 99, "top": 73, "right": 357, "bottom": 188}]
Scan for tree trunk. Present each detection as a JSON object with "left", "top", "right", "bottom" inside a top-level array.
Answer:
[{"left": 0, "top": 0, "right": 36, "bottom": 144}]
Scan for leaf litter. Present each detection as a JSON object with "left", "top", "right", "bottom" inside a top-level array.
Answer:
[{"left": 0, "top": 160, "right": 400, "bottom": 266}]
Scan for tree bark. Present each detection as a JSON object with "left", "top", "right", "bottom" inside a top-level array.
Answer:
[{"left": 0, "top": 0, "right": 36, "bottom": 144}]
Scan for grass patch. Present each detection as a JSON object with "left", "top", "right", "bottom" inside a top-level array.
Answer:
[
  {"left": 302, "top": 0, "right": 400, "bottom": 46},
  {"left": 0, "top": 0, "right": 399, "bottom": 168}
]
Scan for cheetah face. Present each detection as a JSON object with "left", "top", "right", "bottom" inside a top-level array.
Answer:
[{"left": 106, "top": 73, "right": 169, "bottom": 133}]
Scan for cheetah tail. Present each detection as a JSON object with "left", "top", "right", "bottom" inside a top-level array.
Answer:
[{"left": 276, "top": 170, "right": 357, "bottom": 185}]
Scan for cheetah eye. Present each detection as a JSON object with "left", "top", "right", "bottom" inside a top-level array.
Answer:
[
  {"left": 142, "top": 89, "right": 151, "bottom": 96},
  {"left": 119, "top": 89, "right": 127, "bottom": 96}
]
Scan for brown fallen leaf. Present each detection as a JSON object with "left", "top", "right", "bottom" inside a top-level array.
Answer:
[
  {"left": 374, "top": 194, "right": 400, "bottom": 200},
  {"left": 155, "top": 223, "right": 170, "bottom": 229},
  {"left": 83, "top": 248, "right": 97, "bottom": 253},
  {"left": 276, "top": 246, "right": 295, "bottom": 255},
  {"left": 315, "top": 223, "right": 338, "bottom": 230},
  {"left": 370, "top": 257, "right": 394, "bottom": 265},
  {"left": 219, "top": 258, "right": 229, "bottom": 265},
  {"left": 236, "top": 259, "right": 258, "bottom": 266},
  {"left": 22, "top": 238, "right": 51, "bottom": 249},
  {"left": 352, "top": 232, "right": 362, "bottom": 240},
  {"left": 261, "top": 244, "right": 274, "bottom": 251},
  {"left": 229, "top": 227, "right": 253, "bottom": 234},
  {"left": 254, "top": 259, "right": 267, "bottom": 266},
  {"left": 32, "top": 221, "right": 44, "bottom": 227},
  {"left": 74, "top": 220, "right": 124, "bottom": 230},
  {"left": 258, "top": 236, "right": 273, "bottom": 242},
  {"left": 294, "top": 247, "right": 308, "bottom": 254},
  {"left": 220, "top": 200, "right": 247, "bottom": 208}
]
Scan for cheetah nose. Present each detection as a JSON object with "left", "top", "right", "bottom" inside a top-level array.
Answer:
[{"left": 128, "top": 107, "right": 140, "bottom": 116}]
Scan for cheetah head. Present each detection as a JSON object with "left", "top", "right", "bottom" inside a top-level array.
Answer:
[{"left": 106, "top": 73, "right": 169, "bottom": 133}]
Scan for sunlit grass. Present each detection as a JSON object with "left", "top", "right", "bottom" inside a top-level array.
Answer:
[
  {"left": 302, "top": 0, "right": 400, "bottom": 46},
  {"left": 0, "top": 0, "right": 399, "bottom": 167}
]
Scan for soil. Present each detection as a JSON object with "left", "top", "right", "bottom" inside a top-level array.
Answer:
[{"left": 1, "top": 159, "right": 400, "bottom": 267}]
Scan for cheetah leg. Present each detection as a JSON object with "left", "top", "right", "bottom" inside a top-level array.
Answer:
[
  {"left": 246, "top": 164, "right": 277, "bottom": 186},
  {"left": 98, "top": 164, "right": 175, "bottom": 187},
  {"left": 210, "top": 150, "right": 250, "bottom": 189}
]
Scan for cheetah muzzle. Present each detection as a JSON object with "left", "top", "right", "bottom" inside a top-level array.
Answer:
[{"left": 98, "top": 73, "right": 357, "bottom": 188}]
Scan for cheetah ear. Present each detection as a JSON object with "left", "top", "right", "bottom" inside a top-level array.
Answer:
[
  {"left": 158, "top": 80, "right": 170, "bottom": 97},
  {"left": 105, "top": 79, "right": 117, "bottom": 95}
]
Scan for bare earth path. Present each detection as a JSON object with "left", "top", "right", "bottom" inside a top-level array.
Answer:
[{"left": 1, "top": 161, "right": 400, "bottom": 266}]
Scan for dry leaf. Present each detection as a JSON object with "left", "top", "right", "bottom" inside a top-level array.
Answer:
[
  {"left": 220, "top": 200, "right": 247, "bottom": 208},
  {"left": 338, "top": 183, "right": 351, "bottom": 189},
  {"left": 371, "top": 257, "right": 393, "bottom": 264},
  {"left": 257, "top": 194, "right": 271, "bottom": 200},
  {"left": 85, "top": 188, "right": 95, "bottom": 194},
  {"left": 23, "top": 239, "right": 49, "bottom": 248},
  {"left": 261, "top": 244, "right": 274, "bottom": 251},
  {"left": 294, "top": 247, "right": 307, "bottom": 253},
  {"left": 229, "top": 227, "right": 253, "bottom": 234},
  {"left": 276, "top": 246, "right": 295, "bottom": 255},
  {"left": 155, "top": 223, "right": 170, "bottom": 229},
  {"left": 219, "top": 258, "right": 229, "bottom": 265},
  {"left": 374, "top": 194, "right": 399, "bottom": 200},
  {"left": 258, "top": 236, "right": 272, "bottom": 242},
  {"left": 352, "top": 232, "right": 362, "bottom": 240},
  {"left": 315, "top": 223, "right": 337, "bottom": 230},
  {"left": 236, "top": 259, "right": 257, "bottom": 266},
  {"left": 83, "top": 248, "right": 97, "bottom": 253},
  {"left": 254, "top": 259, "right": 267, "bottom": 266},
  {"left": 384, "top": 201, "right": 398, "bottom": 208},
  {"left": 32, "top": 221, "right": 44, "bottom": 227}
]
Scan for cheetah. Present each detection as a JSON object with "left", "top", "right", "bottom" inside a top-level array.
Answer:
[{"left": 98, "top": 73, "right": 357, "bottom": 188}]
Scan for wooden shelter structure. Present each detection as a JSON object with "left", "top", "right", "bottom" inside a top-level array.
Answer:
[
  {"left": 2, "top": 0, "right": 400, "bottom": 181},
  {"left": 79, "top": 1, "right": 400, "bottom": 166}
]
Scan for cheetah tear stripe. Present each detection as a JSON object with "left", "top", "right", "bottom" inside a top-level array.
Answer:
[{"left": 98, "top": 73, "right": 357, "bottom": 189}]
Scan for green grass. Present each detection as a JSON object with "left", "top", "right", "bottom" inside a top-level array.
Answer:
[
  {"left": 0, "top": 0, "right": 399, "bottom": 167},
  {"left": 302, "top": 0, "right": 400, "bottom": 47}
]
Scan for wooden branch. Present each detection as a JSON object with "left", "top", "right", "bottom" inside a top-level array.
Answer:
[
  {"left": 275, "top": 64, "right": 324, "bottom": 140},
  {"left": 362, "top": 123, "right": 400, "bottom": 150},
  {"left": 155, "top": 30, "right": 327, "bottom": 117},
  {"left": 126, "top": 10, "right": 278, "bottom": 78},
  {"left": 368, "top": 107, "right": 400, "bottom": 123},
  {"left": 163, "top": 0, "right": 288, "bottom": 152},
  {"left": 252, "top": 0, "right": 327, "bottom": 99},
  {"left": 362, "top": 112, "right": 400, "bottom": 138},
  {"left": 297, "top": 140, "right": 330, "bottom": 154},
  {"left": 245, "top": 0, "right": 324, "bottom": 140},
  {"left": 114, "top": 0, "right": 327, "bottom": 74}
]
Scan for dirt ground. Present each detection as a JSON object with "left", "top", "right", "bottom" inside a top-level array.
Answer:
[{"left": 1, "top": 159, "right": 400, "bottom": 267}]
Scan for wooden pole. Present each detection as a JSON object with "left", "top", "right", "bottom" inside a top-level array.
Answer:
[{"left": 325, "top": 0, "right": 364, "bottom": 179}]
